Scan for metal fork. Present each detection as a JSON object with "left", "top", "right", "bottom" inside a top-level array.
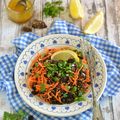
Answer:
[{"left": 80, "top": 39, "right": 104, "bottom": 120}]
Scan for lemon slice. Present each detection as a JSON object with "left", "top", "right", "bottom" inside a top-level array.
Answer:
[
  {"left": 69, "top": 0, "right": 84, "bottom": 19},
  {"left": 51, "top": 50, "right": 80, "bottom": 62},
  {"left": 83, "top": 11, "right": 104, "bottom": 34}
]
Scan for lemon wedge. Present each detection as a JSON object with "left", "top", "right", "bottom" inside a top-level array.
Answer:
[
  {"left": 51, "top": 50, "right": 80, "bottom": 62},
  {"left": 69, "top": 0, "right": 84, "bottom": 19},
  {"left": 83, "top": 11, "right": 104, "bottom": 34}
]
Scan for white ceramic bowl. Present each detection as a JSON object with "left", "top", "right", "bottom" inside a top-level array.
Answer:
[{"left": 14, "top": 34, "right": 107, "bottom": 117}]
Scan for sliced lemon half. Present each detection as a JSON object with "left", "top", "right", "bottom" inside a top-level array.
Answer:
[
  {"left": 69, "top": 0, "right": 84, "bottom": 19},
  {"left": 51, "top": 50, "right": 80, "bottom": 62},
  {"left": 83, "top": 11, "right": 104, "bottom": 34}
]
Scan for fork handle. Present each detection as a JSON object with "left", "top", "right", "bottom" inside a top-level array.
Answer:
[{"left": 93, "top": 101, "right": 104, "bottom": 120}]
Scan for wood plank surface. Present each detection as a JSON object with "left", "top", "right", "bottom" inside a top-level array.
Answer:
[{"left": 0, "top": 0, "right": 120, "bottom": 120}]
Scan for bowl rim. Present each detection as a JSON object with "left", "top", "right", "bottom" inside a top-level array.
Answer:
[{"left": 14, "top": 34, "right": 107, "bottom": 117}]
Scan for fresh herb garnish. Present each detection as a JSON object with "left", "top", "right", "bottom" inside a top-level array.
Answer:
[
  {"left": 76, "top": 61, "right": 82, "bottom": 68},
  {"left": 35, "top": 73, "right": 39, "bottom": 78},
  {"left": 78, "top": 91, "right": 83, "bottom": 97},
  {"left": 63, "top": 93, "right": 68, "bottom": 98},
  {"left": 40, "top": 83, "right": 46, "bottom": 93},
  {"left": 3, "top": 110, "right": 26, "bottom": 120},
  {"left": 71, "top": 86, "right": 77, "bottom": 92},
  {"left": 35, "top": 62, "right": 38, "bottom": 67},
  {"left": 66, "top": 85, "right": 71, "bottom": 90},
  {"left": 52, "top": 76, "right": 59, "bottom": 82},
  {"left": 74, "top": 96, "right": 86, "bottom": 102},
  {"left": 43, "top": 0, "right": 64, "bottom": 18},
  {"left": 45, "top": 60, "right": 75, "bottom": 82}
]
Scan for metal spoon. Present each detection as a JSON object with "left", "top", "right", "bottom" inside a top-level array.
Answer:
[
  {"left": 80, "top": 39, "right": 104, "bottom": 120},
  {"left": 16, "top": 0, "right": 27, "bottom": 9},
  {"left": 87, "top": 46, "right": 104, "bottom": 120}
]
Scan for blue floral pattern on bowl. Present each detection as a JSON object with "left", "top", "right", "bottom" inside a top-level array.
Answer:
[{"left": 15, "top": 34, "right": 107, "bottom": 117}]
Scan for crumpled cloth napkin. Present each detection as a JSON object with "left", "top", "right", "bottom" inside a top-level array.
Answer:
[{"left": 0, "top": 20, "right": 120, "bottom": 120}]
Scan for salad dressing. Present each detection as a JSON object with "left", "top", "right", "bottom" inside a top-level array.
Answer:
[{"left": 7, "top": 0, "right": 34, "bottom": 23}]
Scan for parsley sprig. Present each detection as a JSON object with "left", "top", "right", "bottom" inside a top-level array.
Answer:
[
  {"left": 3, "top": 110, "right": 26, "bottom": 120},
  {"left": 43, "top": 0, "right": 64, "bottom": 18}
]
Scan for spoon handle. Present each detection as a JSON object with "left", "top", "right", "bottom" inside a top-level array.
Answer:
[{"left": 93, "top": 101, "right": 104, "bottom": 120}]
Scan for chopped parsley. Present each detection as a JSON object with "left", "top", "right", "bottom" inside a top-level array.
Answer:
[
  {"left": 40, "top": 83, "right": 46, "bottom": 93},
  {"left": 43, "top": 1, "right": 64, "bottom": 18}
]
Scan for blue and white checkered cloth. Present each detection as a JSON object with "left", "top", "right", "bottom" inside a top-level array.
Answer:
[{"left": 0, "top": 20, "right": 120, "bottom": 120}]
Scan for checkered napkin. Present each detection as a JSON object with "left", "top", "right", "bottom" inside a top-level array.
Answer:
[{"left": 0, "top": 20, "right": 120, "bottom": 120}]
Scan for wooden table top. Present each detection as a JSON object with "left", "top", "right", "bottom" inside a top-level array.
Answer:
[{"left": 0, "top": 0, "right": 120, "bottom": 120}]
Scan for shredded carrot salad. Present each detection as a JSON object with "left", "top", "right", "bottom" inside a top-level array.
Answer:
[{"left": 27, "top": 47, "right": 91, "bottom": 104}]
